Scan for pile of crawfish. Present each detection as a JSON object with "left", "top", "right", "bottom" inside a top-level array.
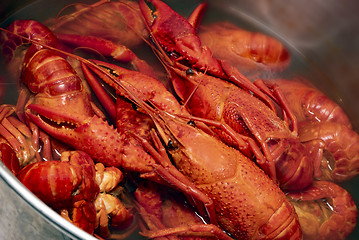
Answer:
[{"left": 0, "top": 0, "right": 358, "bottom": 239}]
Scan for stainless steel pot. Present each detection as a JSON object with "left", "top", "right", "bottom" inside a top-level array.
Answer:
[{"left": 0, "top": 0, "right": 358, "bottom": 239}]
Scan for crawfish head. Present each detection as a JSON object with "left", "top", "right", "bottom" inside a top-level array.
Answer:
[
  {"left": 139, "top": 0, "right": 200, "bottom": 52},
  {"left": 139, "top": 0, "right": 223, "bottom": 77},
  {"left": 25, "top": 104, "right": 125, "bottom": 167}
]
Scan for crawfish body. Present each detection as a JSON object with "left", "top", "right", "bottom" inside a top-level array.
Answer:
[
  {"left": 83, "top": 48, "right": 302, "bottom": 239},
  {"left": 171, "top": 68, "right": 313, "bottom": 190},
  {"left": 3, "top": 20, "right": 154, "bottom": 170},
  {"left": 139, "top": 0, "right": 314, "bottom": 190},
  {"left": 271, "top": 78, "right": 351, "bottom": 127},
  {"left": 150, "top": 111, "right": 302, "bottom": 239}
]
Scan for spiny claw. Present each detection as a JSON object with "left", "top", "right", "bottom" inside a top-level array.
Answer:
[
  {"left": 26, "top": 104, "right": 124, "bottom": 167},
  {"left": 26, "top": 104, "right": 89, "bottom": 128}
]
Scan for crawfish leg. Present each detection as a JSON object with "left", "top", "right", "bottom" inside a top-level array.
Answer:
[
  {"left": 0, "top": 116, "right": 30, "bottom": 158},
  {"left": 0, "top": 104, "right": 14, "bottom": 121},
  {"left": 57, "top": 34, "right": 158, "bottom": 78},
  {"left": 0, "top": 105, "right": 43, "bottom": 165},
  {"left": 135, "top": 182, "right": 232, "bottom": 240},
  {"left": 177, "top": 113, "right": 266, "bottom": 160},
  {"left": 81, "top": 63, "right": 117, "bottom": 123},
  {"left": 254, "top": 79, "right": 298, "bottom": 134},
  {"left": 220, "top": 60, "right": 277, "bottom": 112},
  {"left": 135, "top": 200, "right": 181, "bottom": 240}
]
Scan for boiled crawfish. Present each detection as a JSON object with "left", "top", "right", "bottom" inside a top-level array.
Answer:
[
  {"left": 0, "top": 105, "right": 134, "bottom": 238},
  {"left": 0, "top": 19, "right": 162, "bottom": 173},
  {"left": 84, "top": 62, "right": 303, "bottom": 239},
  {"left": 138, "top": 0, "right": 315, "bottom": 191}
]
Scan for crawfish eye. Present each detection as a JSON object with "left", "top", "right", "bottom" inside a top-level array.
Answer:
[
  {"left": 187, "top": 120, "right": 196, "bottom": 127},
  {"left": 167, "top": 139, "right": 179, "bottom": 150},
  {"left": 100, "top": 65, "right": 119, "bottom": 77},
  {"left": 131, "top": 103, "right": 138, "bottom": 111},
  {"left": 144, "top": 0, "right": 157, "bottom": 18},
  {"left": 186, "top": 68, "right": 194, "bottom": 76}
]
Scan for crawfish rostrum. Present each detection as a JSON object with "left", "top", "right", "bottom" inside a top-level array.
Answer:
[{"left": 0, "top": 0, "right": 358, "bottom": 239}]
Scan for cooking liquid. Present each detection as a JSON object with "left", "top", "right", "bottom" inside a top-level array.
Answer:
[{"left": 0, "top": 0, "right": 358, "bottom": 239}]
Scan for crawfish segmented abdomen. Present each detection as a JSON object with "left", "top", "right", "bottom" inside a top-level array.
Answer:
[{"left": 22, "top": 49, "right": 83, "bottom": 95}]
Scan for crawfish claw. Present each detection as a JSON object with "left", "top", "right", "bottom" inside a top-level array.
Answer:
[{"left": 26, "top": 104, "right": 124, "bottom": 167}]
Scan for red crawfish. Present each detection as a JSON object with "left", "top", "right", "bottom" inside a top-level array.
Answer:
[
  {"left": 121, "top": 90, "right": 303, "bottom": 239},
  {"left": 0, "top": 19, "right": 162, "bottom": 173},
  {"left": 139, "top": 0, "right": 313, "bottom": 191},
  {"left": 139, "top": 0, "right": 226, "bottom": 78},
  {"left": 22, "top": 47, "right": 129, "bottom": 168},
  {"left": 80, "top": 55, "right": 302, "bottom": 239}
]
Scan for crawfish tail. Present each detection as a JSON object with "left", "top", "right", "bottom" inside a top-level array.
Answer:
[
  {"left": 288, "top": 181, "right": 357, "bottom": 240},
  {"left": 17, "top": 151, "right": 99, "bottom": 210},
  {"left": 198, "top": 22, "right": 291, "bottom": 74},
  {"left": 274, "top": 78, "right": 352, "bottom": 128},
  {"left": 21, "top": 49, "right": 94, "bottom": 118},
  {"left": 299, "top": 121, "right": 359, "bottom": 182}
]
